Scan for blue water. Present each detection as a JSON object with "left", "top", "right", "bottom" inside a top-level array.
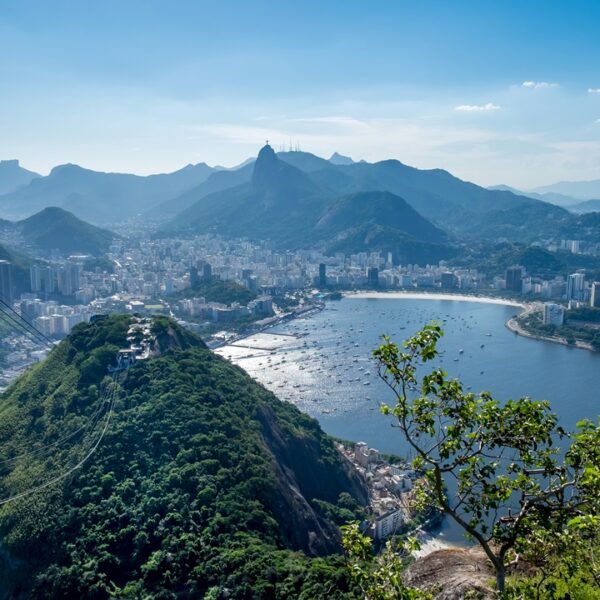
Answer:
[{"left": 217, "top": 296, "right": 600, "bottom": 542}]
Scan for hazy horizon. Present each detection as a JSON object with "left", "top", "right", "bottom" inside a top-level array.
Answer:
[{"left": 2, "top": 1, "right": 600, "bottom": 188}]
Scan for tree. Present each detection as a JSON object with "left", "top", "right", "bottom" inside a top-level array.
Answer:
[
  {"left": 373, "top": 324, "right": 598, "bottom": 594},
  {"left": 341, "top": 522, "right": 430, "bottom": 600}
]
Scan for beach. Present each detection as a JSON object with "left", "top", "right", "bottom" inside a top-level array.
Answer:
[{"left": 345, "top": 290, "right": 525, "bottom": 308}]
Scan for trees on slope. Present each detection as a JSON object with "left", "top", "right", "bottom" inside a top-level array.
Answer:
[{"left": 372, "top": 324, "right": 600, "bottom": 595}]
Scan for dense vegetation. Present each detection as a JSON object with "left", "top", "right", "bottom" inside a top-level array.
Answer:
[
  {"left": 0, "top": 315, "right": 366, "bottom": 598},
  {"left": 457, "top": 242, "right": 600, "bottom": 281},
  {"left": 16, "top": 207, "right": 117, "bottom": 256},
  {"left": 325, "top": 225, "right": 456, "bottom": 265},
  {"left": 174, "top": 278, "right": 257, "bottom": 305},
  {"left": 2, "top": 316, "right": 600, "bottom": 598},
  {"left": 164, "top": 146, "right": 458, "bottom": 263},
  {"left": 372, "top": 325, "right": 600, "bottom": 597}
]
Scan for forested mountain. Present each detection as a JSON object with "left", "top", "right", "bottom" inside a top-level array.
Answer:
[
  {"left": 315, "top": 190, "right": 445, "bottom": 243},
  {"left": 167, "top": 145, "right": 335, "bottom": 246},
  {"left": 558, "top": 211, "right": 600, "bottom": 242},
  {"left": 488, "top": 184, "right": 583, "bottom": 208},
  {"left": 163, "top": 145, "right": 571, "bottom": 249},
  {"left": 0, "top": 148, "right": 578, "bottom": 247},
  {"left": 568, "top": 199, "right": 600, "bottom": 214},
  {"left": 302, "top": 159, "right": 569, "bottom": 240},
  {"left": 0, "top": 162, "right": 215, "bottom": 223},
  {"left": 0, "top": 315, "right": 368, "bottom": 598},
  {"left": 16, "top": 207, "right": 117, "bottom": 255},
  {"left": 165, "top": 145, "right": 455, "bottom": 262},
  {"left": 0, "top": 160, "right": 40, "bottom": 195},
  {"left": 148, "top": 163, "right": 254, "bottom": 218},
  {"left": 328, "top": 152, "right": 354, "bottom": 166}
]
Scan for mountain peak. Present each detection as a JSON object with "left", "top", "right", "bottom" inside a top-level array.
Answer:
[
  {"left": 0, "top": 159, "right": 41, "bottom": 195},
  {"left": 329, "top": 152, "right": 354, "bottom": 165},
  {"left": 49, "top": 163, "right": 85, "bottom": 175},
  {"left": 252, "top": 143, "right": 279, "bottom": 189},
  {"left": 0, "top": 159, "right": 20, "bottom": 167},
  {"left": 257, "top": 142, "right": 275, "bottom": 158}
]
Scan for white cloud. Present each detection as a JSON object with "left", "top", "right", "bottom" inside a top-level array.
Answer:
[
  {"left": 455, "top": 103, "right": 501, "bottom": 112},
  {"left": 286, "top": 116, "right": 372, "bottom": 131},
  {"left": 588, "top": 88, "right": 600, "bottom": 94},
  {"left": 522, "top": 81, "right": 558, "bottom": 89}
]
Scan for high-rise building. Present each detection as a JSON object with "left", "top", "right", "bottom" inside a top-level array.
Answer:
[
  {"left": 591, "top": 282, "right": 600, "bottom": 308},
  {"left": 0, "top": 260, "right": 13, "bottom": 302},
  {"left": 37, "top": 265, "right": 55, "bottom": 295},
  {"left": 30, "top": 264, "right": 42, "bottom": 292},
  {"left": 505, "top": 266, "right": 523, "bottom": 292},
  {"left": 566, "top": 272, "right": 585, "bottom": 301},
  {"left": 318, "top": 263, "right": 327, "bottom": 287},
  {"left": 543, "top": 303, "right": 565, "bottom": 326},
  {"left": 440, "top": 272, "right": 456, "bottom": 289},
  {"left": 57, "top": 264, "right": 81, "bottom": 296},
  {"left": 367, "top": 267, "right": 379, "bottom": 287},
  {"left": 202, "top": 262, "right": 212, "bottom": 282},
  {"left": 189, "top": 266, "right": 200, "bottom": 288}
]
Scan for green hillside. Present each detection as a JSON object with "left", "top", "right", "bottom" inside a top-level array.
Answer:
[
  {"left": 325, "top": 224, "right": 456, "bottom": 265},
  {"left": 175, "top": 278, "right": 257, "bottom": 305},
  {"left": 0, "top": 242, "right": 35, "bottom": 298},
  {"left": 166, "top": 146, "right": 454, "bottom": 263},
  {"left": 0, "top": 315, "right": 366, "bottom": 598},
  {"left": 17, "top": 206, "right": 117, "bottom": 255},
  {"left": 315, "top": 190, "right": 446, "bottom": 243}
]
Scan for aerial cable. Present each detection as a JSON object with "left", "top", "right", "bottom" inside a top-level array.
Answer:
[
  {"left": 0, "top": 296, "right": 55, "bottom": 347},
  {"left": 0, "top": 372, "right": 119, "bottom": 506},
  {"left": 0, "top": 303, "right": 53, "bottom": 349},
  {"left": 0, "top": 375, "right": 113, "bottom": 467},
  {"left": 0, "top": 294, "right": 55, "bottom": 346}
]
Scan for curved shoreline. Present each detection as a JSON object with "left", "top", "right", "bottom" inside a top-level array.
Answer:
[
  {"left": 344, "top": 290, "right": 524, "bottom": 308},
  {"left": 505, "top": 303, "right": 595, "bottom": 352},
  {"left": 343, "top": 290, "right": 597, "bottom": 353}
]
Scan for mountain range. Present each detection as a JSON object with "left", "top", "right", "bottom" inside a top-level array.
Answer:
[
  {"left": 160, "top": 144, "right": 573, "bottom": 260},
  {"left": 163, "top": 144, "right": 455, "bottom": 263},
  {"left": 1, "top": 148, "right": 596, "bottom": 258},
  {"left": 0, "top": 162, "right": 216, "bottom": 223},
  {"left": 533, "top": 178, "right": 600, "bottom": 201},
  {"left": 489, "top": 183, "right": 600, "bottom": 214},
  {"left": 0, "top": 160, "right": 41, "bottom": 195}
]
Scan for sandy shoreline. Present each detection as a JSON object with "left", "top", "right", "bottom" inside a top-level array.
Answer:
[
  {"left": 342, "top": 291, "right": 598, "bottom": 352},
  {"left": 345, "top": 290, "right": 525, "bottom": 308}
]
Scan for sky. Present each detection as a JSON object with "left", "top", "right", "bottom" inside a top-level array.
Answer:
[{"left": 1, "top": 0, "right": 600, "bottom": 188}]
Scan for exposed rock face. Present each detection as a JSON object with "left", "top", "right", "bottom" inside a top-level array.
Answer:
[
  {"left": 257, "top": 404, "right": 368, "bottom": 556},
  {"left": 405, "top": 548, "right": 495, "bottom": 599},
  {"left": 251, "top": 143, "right": 279, "bottom": 190}
]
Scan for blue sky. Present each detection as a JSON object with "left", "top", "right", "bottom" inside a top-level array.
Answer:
[{"left": 1, "top": 1, "right": 600, "bottom": 187}]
